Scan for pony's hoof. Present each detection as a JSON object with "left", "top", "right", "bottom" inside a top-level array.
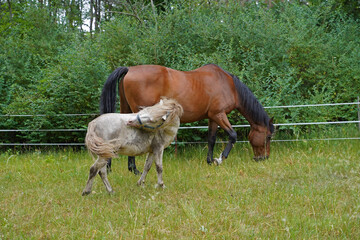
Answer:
[
  {"left": 155, "top": 183, "right": 165, "bottom": 189},
  {"left": 82, "top": 190, "right": 91, "bottom": 196},
  {"left": 137, "top": 180, "right": 145, "bottom": 186},
  {"left": 108, "top": 190, "right": 115, "bottom": 195}
]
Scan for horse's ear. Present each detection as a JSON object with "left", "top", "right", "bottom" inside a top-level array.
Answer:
[
  {"left": 269, "top": 117, "right": 275, "bottom": 134},
  {"left": 160, "top": 99, "right": 164, "bottom": 105}
]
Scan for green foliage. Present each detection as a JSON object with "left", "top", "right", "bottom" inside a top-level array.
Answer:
[{"left": 1, "top": 1, "right": 360, "bottom": 144}]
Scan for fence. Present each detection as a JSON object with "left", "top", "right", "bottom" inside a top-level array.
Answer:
[{"left": 1, "top": 101, "right": 360, "bottom": 146}]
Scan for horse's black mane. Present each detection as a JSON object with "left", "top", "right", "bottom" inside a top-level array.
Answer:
[
  {"left": 230, "top": 72, "right": 274, "bottom": 133},
  {"left": 203, "top": 64, "right": 273, "bottom": 133}
]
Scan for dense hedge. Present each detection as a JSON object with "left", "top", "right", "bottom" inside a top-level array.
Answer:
[{"left": 1, "top": 1, "right": 359, "bottom": 144}]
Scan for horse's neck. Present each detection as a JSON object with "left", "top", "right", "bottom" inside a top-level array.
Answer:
[{"left": 237, "top": 106, "right": 254, "bottom": 126}]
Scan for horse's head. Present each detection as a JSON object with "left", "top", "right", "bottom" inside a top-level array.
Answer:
[{"left": 248, "top": 117, "right": 274, "bottom": 161}]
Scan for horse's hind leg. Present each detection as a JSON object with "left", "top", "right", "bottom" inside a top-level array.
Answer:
[
  {"left": 98, "top": 164, "right": 114, "bottom": 194},
  {"left": 207, "top": 120, "right": 218, "bottom": 164},
  {"left": 128, "top": 156, "right": 141, "bottom": 175},
  {"left": 82, "top": 157, "right": 108, "bottom": 196},
  {"left": 137, "top": 153, "right": 155, "bottom": 186}
]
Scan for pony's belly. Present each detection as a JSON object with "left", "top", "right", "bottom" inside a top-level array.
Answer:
[{"left": 116, "top": 144, "right": 151, "bottom": 157}]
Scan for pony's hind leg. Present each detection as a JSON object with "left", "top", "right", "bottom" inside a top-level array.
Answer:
[
  {"left": 137, "top": 153, "right": 155, "bottom": 186},
  {"left": 98, "top": 164, "right": 114, "bottom": 194},
  {"left": 82, "top": 157, "right": 108, "bottom": 196}
]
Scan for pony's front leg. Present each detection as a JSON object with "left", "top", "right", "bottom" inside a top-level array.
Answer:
[
  {"left": 137, "top": 153, "right": 155, "bottom": 186},
  {"left": 154, "top": 149, "right": 165, "bottom": 188},
  {"left": 98, "top": 164, "right": 114, "bottom": 194},
  {"left": 82, "top": 157, "right": 108, "bottom": 196}
]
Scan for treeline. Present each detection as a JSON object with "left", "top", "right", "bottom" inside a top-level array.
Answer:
[{"left": 0, "top": 0, "right": 359, "bottom": 145}]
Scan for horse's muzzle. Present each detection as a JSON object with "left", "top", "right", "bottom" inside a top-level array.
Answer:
[{"left": 253, "top": 156, "right": 269, "bottom": 162}]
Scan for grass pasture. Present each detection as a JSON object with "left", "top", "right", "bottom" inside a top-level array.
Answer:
[{"left": 1, "top": 140, "right": 360, "bottom": 239}]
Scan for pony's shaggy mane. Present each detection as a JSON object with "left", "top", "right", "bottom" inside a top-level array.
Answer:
[{"left": 139, "top": 97, "right": 184, "bottom": 127}]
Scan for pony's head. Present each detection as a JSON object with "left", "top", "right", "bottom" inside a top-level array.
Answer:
[
  {"left": 248, "top": 117, "right": 274, "bottom": 161},
  {"left": 127, "top": 98, "right": 183, "bottom": 130}
]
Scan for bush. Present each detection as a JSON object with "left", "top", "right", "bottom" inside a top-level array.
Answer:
[{"left": 1, "top": 1, "right": 359, "bottom": 144}]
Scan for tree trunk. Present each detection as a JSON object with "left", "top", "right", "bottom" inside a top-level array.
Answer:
[
  {"left": 90, "top": 0, "right": 94, "bottom": 34},
  {"left": 7, "top": 0, "right": 13, "bottom": 22}
]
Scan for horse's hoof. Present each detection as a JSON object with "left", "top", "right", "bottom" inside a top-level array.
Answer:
[
  {"left": 253, "top": 156, "right": 268, "bottom": 162},
  {"left": 133, "top": 169, "right": 142, "bottom": 175},
  {"left": 214, "top": 153, "right": 224, "bottom": 165}
]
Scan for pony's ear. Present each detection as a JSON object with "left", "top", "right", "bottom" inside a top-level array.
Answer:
[
  {"left": 162, "top": 114, "right": 167, "bottom": 121},
  {"left": 160, "top": 99, "right": 164, "bottom": 105}
]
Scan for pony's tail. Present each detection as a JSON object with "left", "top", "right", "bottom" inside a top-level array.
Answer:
[
  {"left": 85, "top": 121, "right": 117, "bottom": 159},
  {"left": 100, "top": 67, "right": 129, "bottom": 114}
]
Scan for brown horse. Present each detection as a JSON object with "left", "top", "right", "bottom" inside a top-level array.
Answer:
[{"left": 100, "top": 64, "right": 274, "bottom": 174}]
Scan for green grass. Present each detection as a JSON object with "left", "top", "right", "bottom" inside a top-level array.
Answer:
[{"left": 1, "top": 140, "right": 360, "bottom": 239}]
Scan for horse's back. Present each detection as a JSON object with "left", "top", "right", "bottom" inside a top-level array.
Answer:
[{"left": 123, "top": 64, "right": 238, "bottom": 123}]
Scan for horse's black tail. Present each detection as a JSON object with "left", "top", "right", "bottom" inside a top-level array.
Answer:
[
  {"left": 99, "top": 67, "right": 128, "bottom": 173},
  {"left": 100, "top": 67, "right": 129, "bottom": 114}
]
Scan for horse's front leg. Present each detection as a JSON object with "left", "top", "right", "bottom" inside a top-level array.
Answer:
[
  {"left": 82, "top": 157, "right": 108, "bottom": 196},
  {"left": 222, "top": 127, "right": 237, "bottom": 159},
  {"left": 137, "top": 153, "right": 155, "bottom": 186},
  {"left": 128, "top": 156, "right": 141, "bottom": 175},
  {"left": 154, "top": 149, "right": 165, "bottom": 188},
  {"left": 214, "top": 127, "right": 237, "bottom": 165},
  {"left": 207, "top": 120, "right": 218, "bottom": 165},
  {"left": 211, "top": 113, "right": 237, "bottom": 165}
]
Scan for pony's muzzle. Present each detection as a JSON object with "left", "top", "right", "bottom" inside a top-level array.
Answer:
[{"left": 127, "top": 120, "right": 137, "bottom": 127}]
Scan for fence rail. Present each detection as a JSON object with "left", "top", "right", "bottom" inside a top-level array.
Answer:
[
  {"left": 1, "top": 102, "right": 359, "bottom": 118},
  {"left": 1, "top": 101, "right": 359, "bottom": 146}
]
